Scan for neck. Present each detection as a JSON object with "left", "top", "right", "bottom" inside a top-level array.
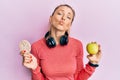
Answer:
[{"left": 50, "top": 28, "right": 65, "bottom": 45}]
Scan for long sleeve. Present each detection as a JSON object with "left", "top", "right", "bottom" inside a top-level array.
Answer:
[
  {"left": 30, "top": 38, "right": 96, "bottom": 80},
  {"left": 31, "top": 44, "right": 45, "bottom": 80},
  {"left": 75, "top": 41, "right": 95, "bottom": 80}
]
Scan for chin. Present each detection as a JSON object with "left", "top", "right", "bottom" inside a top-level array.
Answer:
[
  {"left": 52, "top": 24, "right": 68, "bottom": 31},
  {"left": 55, "top": 26, "right": 66, "bottom": 31}
]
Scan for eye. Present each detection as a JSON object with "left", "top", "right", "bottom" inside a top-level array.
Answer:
[
  {"left": 57, "top": 12, "right": 62, "bottom": 15},
  {"left": 67, "top": 16, "right": 71, "bottom": 20}
]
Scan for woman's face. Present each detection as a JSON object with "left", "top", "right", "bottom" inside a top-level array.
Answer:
[{"left": 50, "top": 6, "right": 74, "bottom": 31}]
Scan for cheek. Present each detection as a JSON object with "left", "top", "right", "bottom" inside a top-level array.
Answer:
[
  {"left": 51, "top": 17, "right": 60, "bottom": 24},
  {"left": 65, "top": 22, "right": 71, "bottom": 28},
  {"left": 54, "top": 16, "right": 61, "bottom": 21}
]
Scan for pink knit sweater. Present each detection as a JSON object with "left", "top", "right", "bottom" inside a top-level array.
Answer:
[{"left": 31, "top": 37, "right": 95, "bottom": 80}]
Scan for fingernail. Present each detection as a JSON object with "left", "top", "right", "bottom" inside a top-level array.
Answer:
[
  {"left": 30, "top": 55, "right": 32, "bottom": 58},
  {"left": 24, "top": 50, "right": 26, "bottom": 53}
]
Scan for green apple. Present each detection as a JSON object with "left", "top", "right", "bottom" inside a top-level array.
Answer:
[{"left": 86, "top": 42, "right": 99, "bottom": 55}]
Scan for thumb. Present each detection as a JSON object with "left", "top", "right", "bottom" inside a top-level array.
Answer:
[{"left": 20, "top": 50, "right": 26, "bottom": 56}]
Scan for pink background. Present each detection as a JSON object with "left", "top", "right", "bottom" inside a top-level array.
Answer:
[{"left": 0, "top": 0, "right": 120, "bottom": 80}]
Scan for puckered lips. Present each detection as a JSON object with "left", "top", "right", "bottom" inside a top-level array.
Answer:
[{"left": 59, "top": 20, "right": 65, "bottom": 25}]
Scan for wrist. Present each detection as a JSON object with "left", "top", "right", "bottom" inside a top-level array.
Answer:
[
  {"left": 89, "top": 60, "right": 99, "bottom": 64},
  {"left": 32, "top": 64, "right": 38, "bottom": 70},
  {"left": 32, "top": 66, "right": 37, "bottom": 70},
  {"left": 88, "top": 62, "right": 99, "bottom": 67},
  {"left": 31, "top": 66, "right": 40, "bottom": 74}
]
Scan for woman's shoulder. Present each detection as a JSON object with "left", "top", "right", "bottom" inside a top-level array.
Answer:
[
  {"left": 69, "top": 37, "right": 83, "bottom": 51},
  {"left": 31, "top": 38, "right": 46, "bottom": 48},
  {"left": 69, "top": 37, "right": 83, "bottom": 45}
]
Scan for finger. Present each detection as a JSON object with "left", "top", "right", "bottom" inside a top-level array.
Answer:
[
  {"left": 24, "top": 56, "right": 32, "bottom": 60},
  {"left": 91, "top": 41, "right": 97, "bottom": 44},
  {"left": 20, "top": 50, "right": 26, "bottom": 56},
  {"left": 23, "top": 53, "right": 32, "bottom": 62},
  {"left": 87, "top": 54, "right": 94, "bottom": 59},
  {"left": 24, "top": 59, "right": 32, "bottom": 63},
  {"left": 98, "top": 50, "right": 102, "bottom": 57},
  {"left": 91, "top": 42, "right": 94, "bottom": 43},
  {"left": 96, "top": 49, "right": 102, "bottom": 58},
  {"left": 23, "top": 53, "right": 32, "bottom": 58},
  {"left": 87, "top": 55, "right": 90, "bottom": 60},
  {"left": 24, "top": 57, "right": 33, "bottom": 63},
  {"left": 98, "top": 44, "right": 101, "bottom": 49},
  {"left": 98, "top": 44, "right": 101, "bottom": 53},
  {"left": 96, "top": 44, "right": 101, "bottom": 54},
  {"left": 93, "top": 41, "right": 97, "bottom": 43}
]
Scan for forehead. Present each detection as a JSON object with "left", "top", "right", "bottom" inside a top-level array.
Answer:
[{"left": 55, "top": 6, "right": 73, "bottom": 15}]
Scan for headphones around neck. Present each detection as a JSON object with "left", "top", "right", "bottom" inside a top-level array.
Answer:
[{"left": 44, "top": 31, "right": 69, "bottom": 48}]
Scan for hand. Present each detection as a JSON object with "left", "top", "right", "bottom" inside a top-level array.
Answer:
[
  {"left": 87, "top": 44, "right": 102, "bottom": 64},
  {"left": 21, "top": 50, "right": 38, "bottom": 70}
]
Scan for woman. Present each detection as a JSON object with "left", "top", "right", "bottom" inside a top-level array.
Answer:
[{"left": 21, "top": 4, "right": 102, "bottom": 80}]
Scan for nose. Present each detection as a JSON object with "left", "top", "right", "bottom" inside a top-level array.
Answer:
[{"left": 62, "top": 15, "right": 65, "bottom": 21}]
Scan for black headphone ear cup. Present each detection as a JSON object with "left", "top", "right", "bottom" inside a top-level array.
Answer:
[
  {"left": 60, "top": 35, "right": 68, "bottom": 45},
  {"left": 45, "top": 31, "right": 68, "bottom": 48},
  {"left": 46, "top": 37, "right": 56, "bottom": 48},
  {"left": 45, "top": 31, "right": 50, "bottom": 38}
]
